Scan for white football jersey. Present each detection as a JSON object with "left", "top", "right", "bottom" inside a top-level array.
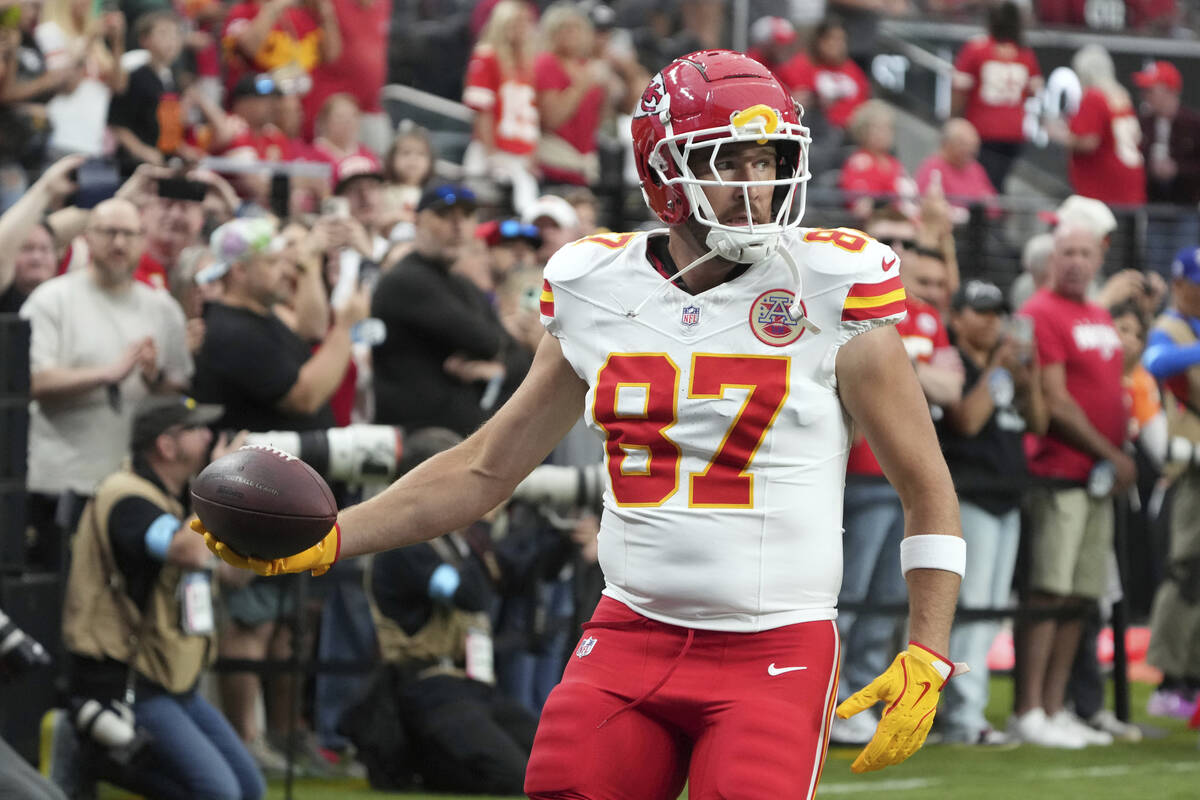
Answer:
[{"left": 540, "top": 228, "right": 905, "bottom": 632}]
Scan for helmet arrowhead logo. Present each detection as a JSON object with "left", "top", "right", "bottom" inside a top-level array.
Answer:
[{"left": 635, "top": 73, "right": 668, "bottom": 118}]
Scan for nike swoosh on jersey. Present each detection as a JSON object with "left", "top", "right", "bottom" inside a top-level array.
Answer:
[
  {"left": 882, "top": 256, "right": 897, "bottom": 271},
  {"left": 767, "top": 663, "right": 808, "bottom": 676}
]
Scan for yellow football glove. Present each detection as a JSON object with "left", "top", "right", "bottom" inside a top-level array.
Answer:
[
  {"left": 190, "top": 519, "right": 340, "bottom": 577},
  {"left": 835, "top": 642, "right": 958, "bottom": 774}
]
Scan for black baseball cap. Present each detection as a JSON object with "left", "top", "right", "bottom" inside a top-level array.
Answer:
[
  {"left": 231, "top": 73, "right": 281, "bottom": 101},
  {"left": 952, "top": 280, "right": 1008, "bottom": 313},
  {"left": 131, "top": 394, "right": 223, "bottom": 451},
  {"left": 416, "top": 184, "right": 478, "bottom": 214}
]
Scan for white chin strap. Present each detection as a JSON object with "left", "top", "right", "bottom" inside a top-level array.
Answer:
[{"left": 705, "top": 227, "right": 780, "bottom": 265}]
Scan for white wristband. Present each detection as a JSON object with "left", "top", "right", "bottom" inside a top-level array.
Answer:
[{"left": 900, "top": 534, "right": 966, "bottom": 577}]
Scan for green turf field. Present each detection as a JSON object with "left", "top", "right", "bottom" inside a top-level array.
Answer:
[{"left": 101, "top": 680, "right": 1198, "bottom": 800}]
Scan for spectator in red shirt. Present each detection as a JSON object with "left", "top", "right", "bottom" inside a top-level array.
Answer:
[
  {"left": 915, "top": 118, "right": 997, "bottom": 223},
  {"left": 533, "top": 3, "right": 609, "bottom": 186},
  {"left": 312, "top": 94, "right": 379, "bottom": 191},
  {"left": 780, "top": 17, "right": 869, "bottom": 132},
  {"left": 951, "top": 1, "right": 1041, "bottom": 191},
  {"left": 220, "top": 0, "right": 341, "bottom": 123},
  {"left": 1051, "top": 44, "right": 1145, "bottom": 207},
  {"left": 745, "top": 15, "right": 798, "bottom": 79},
  {"left": 839, "top": 100, "right": 915, "bottom": 220},
  {"left": 300, "top": 0, "right": 390, "bottom": 150},
  {"left": 218, "top": 74, "right": 307, "bottom": 206},
  {"left": 1013, "top": 223, "right": 1132, "bottom": 748},
  {"left": 778, "top": 12, "right": 868, "bottom": 176},
  {"left": 462, "top": 0, "right": 540, "bottom": 214}
]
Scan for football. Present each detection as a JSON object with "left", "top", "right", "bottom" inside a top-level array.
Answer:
[{"left": 191, "top": 445, "right": 337, "bottom": 560}]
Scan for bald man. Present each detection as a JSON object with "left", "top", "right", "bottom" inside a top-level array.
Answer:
[
  {"left": 915, "top": 118, "right": 997, "bottom": 219},
  {"left": 1012, "top": 224, "right": 1130, "bottom": 748},
  {"left": 20, "top": 198, "right": 193, "bottom": 568}
]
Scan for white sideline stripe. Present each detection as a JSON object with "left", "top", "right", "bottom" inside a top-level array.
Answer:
[
  {"left": 818, "top": 761, "right": 1200, "bottom": 794},
  {"left": 819, "top": 779, "right": 935, "bottom": 794}
]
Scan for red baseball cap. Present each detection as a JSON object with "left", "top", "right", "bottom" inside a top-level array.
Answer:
[
  {"left": 332, "top": 153, "right": 384, "bottom": 194},
  {"left": 1133, "top": 61, "right": 1182, "bottom": 91}
]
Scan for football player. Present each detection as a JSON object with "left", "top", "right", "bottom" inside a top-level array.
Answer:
[{"left": 198, "top": 50, "right": 966, "bottom": 798}]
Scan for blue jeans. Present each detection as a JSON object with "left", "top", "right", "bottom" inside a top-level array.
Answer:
[
  {"left": 940, "top": 501, "right": 1020, "bottom": 739},
  {"left": 129, "top": 691, "right": 265, "bottom": 800},
  {"left": 315, "top": 558, "right": 378, "bottom": 750},
  {"left": 838, "top": 480, "right": 907, "bottom": 700},
  {"left": 495, "top": 577, "right": 572, "bottom": 715}
]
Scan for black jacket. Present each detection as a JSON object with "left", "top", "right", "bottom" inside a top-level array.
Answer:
[
  {"left": 371, "top": 250, "right": 530, "bottom": 436},
  {"left": 1141, "top": 106, "right": 1200, "bottom": 205}
]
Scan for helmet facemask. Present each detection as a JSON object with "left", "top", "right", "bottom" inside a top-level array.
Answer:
[{"left": 647, "top": 104, "right": 812, "bottom": 264}]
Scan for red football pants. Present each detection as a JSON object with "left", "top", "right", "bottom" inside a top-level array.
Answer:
[{"left": 525, "top": 597, "right": 840, "bottom": 800}]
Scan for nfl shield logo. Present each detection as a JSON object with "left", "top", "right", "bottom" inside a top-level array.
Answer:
[
  {"left": 681, "top": 305, "right": 701, "bottom": 327},
  {"left": 575, "top": 636, "right": 597, "bottom": 658}
]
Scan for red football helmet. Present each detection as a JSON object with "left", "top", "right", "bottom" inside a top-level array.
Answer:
[{"left": 632, "top": 50, "right": 812, "bottom": 263}]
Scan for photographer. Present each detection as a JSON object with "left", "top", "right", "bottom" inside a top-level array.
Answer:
[
  {"left": 346, "top": 427, "right": 543, "bottom": 795},
  {"left": 61, "top": 394, "right": 263, "bottom": 799},
  {"left": 0, "top": 607, "right": 64, "bottom": 800}
]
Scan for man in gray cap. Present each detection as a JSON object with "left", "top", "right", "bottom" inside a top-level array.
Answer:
[{"left": 59, "top": 394, "right": 261, "bottom": 800}]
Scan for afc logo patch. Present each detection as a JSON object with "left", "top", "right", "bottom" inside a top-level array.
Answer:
[
  {"left": 575, "top": 636, "right": 597, "bottom": 658},
  {"left": 749, "top": 289, "right": 807, "bottom": 347},
  {"left": 681, "top": 304, "right": 701, "bottom": 327}
]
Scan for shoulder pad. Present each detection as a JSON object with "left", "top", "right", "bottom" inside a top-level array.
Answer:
[{"left": 543, "top": 231, "right": 647, "bottom": 285}]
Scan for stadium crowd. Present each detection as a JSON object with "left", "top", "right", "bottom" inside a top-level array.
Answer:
[{"left": 1, "top": 0, "right": 1200, "bottom": 796}]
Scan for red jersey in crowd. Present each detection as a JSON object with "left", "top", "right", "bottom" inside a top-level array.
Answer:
[
  {"left": 847, "top": 296, "right": 948, "bottom": 477},
  {"left": 219, "top": 118, "right": 304, "bottom": 162},
  {"left": 1068, "top": 87, "right": 1146, "bottom": 206},
  {"left": 953, "top": 35, "right": 1040, "bottom": 143},
  {"left": 532, "top": 52, "right": 605, "bottom": 183},
  {"left": 778, "top": 54, "right": 869, "bottom": 129},
  {"left": 914, "top": 153, "right": 996, "bottom": 209},
  {"left": 462, "top": 45, "right": 538, "bottom": 157},
  {"left": 301, "top": 0, "right": 389, "bottom": 138},
  {"left": 1020, "top": 288, "right": 1126, "bottom": 482},
  {"left": 221, "top": 2, "right": 322, "bottom": 100},
  {"left": 839, "top": 149, "right": 910, "bottom": 200}
]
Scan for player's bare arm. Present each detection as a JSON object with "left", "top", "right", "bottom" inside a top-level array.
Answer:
[
  {"left": 194, "top": 332, "right": 587, "bottom": 573},
  {"left": 836, "top": 324, "right": 961, "bottom": 653},
  {"left": 338, "top": 332, "right": 587, "bottom": 557},
  {"left": 834, "top": 323, "right": 965, "bottom": 774}
]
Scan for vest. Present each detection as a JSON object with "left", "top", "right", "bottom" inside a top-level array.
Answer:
[
  {"left": 364, "top": 537, "right": 492, "bottom": 683},
  {"left": 62, "top": 468, "right": 216, "bottom": 695},
  {"left": 1153, "top": 313, "right": 1200, "bottom": 479}
]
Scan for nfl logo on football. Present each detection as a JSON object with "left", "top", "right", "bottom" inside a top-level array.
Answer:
[
  {"left": 575, "top": 636, "right": 597, "bottom": 658},
  {"left": 681, "top": 304, "right": 701, "bottom": 327}
]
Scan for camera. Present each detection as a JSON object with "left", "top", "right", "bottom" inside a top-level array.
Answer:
[
  {"left": 510, "top": 463, "right": 605, "bottom": 511},
  {"left": 0, "top": 608, "right": 51, "bottom": 681},
  {"left": 68, "top": 157, "right": 122, "bottom": 210},
  {"left": 72, "top": 698, "right": 152, "bottom": 767},
  {"left": 242, "top": 425, "right": 404, "bottom": 483}
]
